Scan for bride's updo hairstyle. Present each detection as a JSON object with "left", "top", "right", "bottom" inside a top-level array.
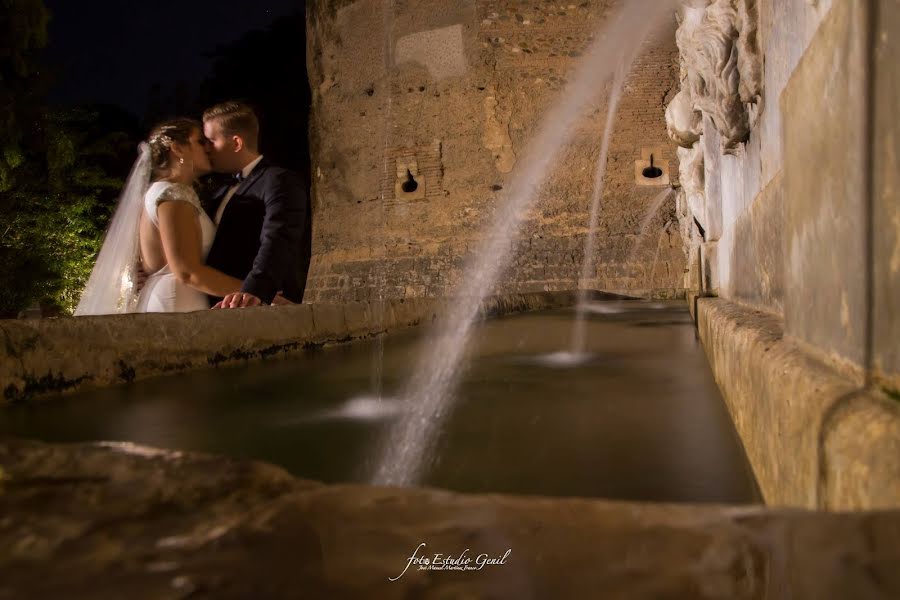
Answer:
[{"left": 147, "top": 118, "right": 201, "bottom": 180}]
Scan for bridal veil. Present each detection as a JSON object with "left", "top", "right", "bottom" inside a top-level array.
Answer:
[{"left": 74, "top": 143, "right": 151, "bottom": 316}]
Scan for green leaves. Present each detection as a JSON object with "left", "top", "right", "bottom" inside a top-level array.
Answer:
[
  {"left": 0, "top": 108, "right": 131, "bottom": 316},
  {"left": 0, "top": 1, "right": 142, "bottom": 316}
]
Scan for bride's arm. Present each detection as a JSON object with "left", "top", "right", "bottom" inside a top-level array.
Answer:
[{"left": 157, "top": 200, "right": 244, "bottom": 297}]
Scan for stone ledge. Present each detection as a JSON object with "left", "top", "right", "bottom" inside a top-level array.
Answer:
[
  {"left": 696, "top": 297, "right": 900, "bottom": 510},
  {"left": 0, "top": 291, "right": 582, "bottom": 405},
  {"left": 1, "top": 438, "right": 898, "bottom": 599}
]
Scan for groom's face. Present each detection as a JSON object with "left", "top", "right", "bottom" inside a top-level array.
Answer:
[{"left": 203, "top": 119, "right": 242, "bottom": 174}]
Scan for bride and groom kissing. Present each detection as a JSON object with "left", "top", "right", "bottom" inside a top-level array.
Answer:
[{"left": 76, "top": 101, "right": 310, "bottom": 316}]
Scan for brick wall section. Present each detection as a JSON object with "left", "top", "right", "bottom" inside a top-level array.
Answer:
[{"left": 305, "top": 0, "right": 685, "bottom": 303}]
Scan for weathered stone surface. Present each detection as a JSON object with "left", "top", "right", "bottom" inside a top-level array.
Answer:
[
  {"left": 782, "top": 0, "right": 869, "bottom": 368},
  {"left": 2, "top": 438, "right": 900, "bottom": 599},
  {"left": 696, "top": 297, "right": 900, "bottom": 510},
  {"left": 667, "top": 0, "right": 836, "bottom": 312},
  {"left": 305, "top": 0, "right": 685, "bottom": 304},
  {"left": 0, "top": 292, "right": 586, "bottom": 405},
  {"left": 309, "top": 303, "right": 350, "bottom": 341},
  {"left": 701, "top": 240, "right": 720, "bottom": 295},
  {"left": 1, "top": 306, "right": 319, "bottom": 404},
  {"left": 725, "top": 172, "right": 784, "bottom": 313},
  {"left": 666, "top": 89, "right": 702, "bottom": 147},
  {"left": 873, "top": 0, "right": 900, "bottom": 392},
  {"left": 672, "top": 1, "right": 897, "bottom": 512},
  {"left": 700, "top": 115, "right": 724, "bottom": 241}
]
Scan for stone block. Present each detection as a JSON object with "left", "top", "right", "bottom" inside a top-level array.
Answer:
[
  {"left": 726, "top": 172, "right": 785, "bottom": 314},
  {"left": 825, "top": 396, "right": 900, "bottom": 509},
  {"left": 697, "top": 296, "right": 900, "bottom": 509},
  {"left": 782, "top": 0, "right": 868, "bottom": 366},
  {"left": 310, "top": 304, "right": 349, "bottom": 342},
  {"left": 701, "top": 116, "right": 724, "bottom": 241},
  {"left": 701, "top": 240, "right": 719, "bottom": 295},
  {"left": 387, "top": 298, "right": 427, "bottom": 329},
  {"left": 395, "top": 24, "right": 467, "bottom": 80},
  {"left": 873, "top": 0, "right": 900, "bottom": 390},
  {"left": 343, "top": 301, "right": 378, "bottom": 337}
]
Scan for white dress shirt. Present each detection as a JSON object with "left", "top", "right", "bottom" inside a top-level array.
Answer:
[{"left": 214, "top": 155, "right": 264, "bottom": 226}]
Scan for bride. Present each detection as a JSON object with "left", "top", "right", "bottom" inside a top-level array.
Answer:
[{"left": 75, "top": 118, "right": 242, "bottom": 315}]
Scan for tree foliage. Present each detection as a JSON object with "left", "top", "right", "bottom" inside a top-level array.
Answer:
[
  {"left": 0, "top": 0, "right": 50, "bottom": 194},
  {"left": 0, "top": 1, "right": 137, "bottom": 316}
]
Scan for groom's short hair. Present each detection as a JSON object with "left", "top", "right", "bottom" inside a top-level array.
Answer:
[{"left": 203, "top": 101, "right": 260, "bottom": 151}]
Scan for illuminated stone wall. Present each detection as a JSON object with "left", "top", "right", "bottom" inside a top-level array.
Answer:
[{"left": 305, "top": 0, "right": 686, "bottom": 302}]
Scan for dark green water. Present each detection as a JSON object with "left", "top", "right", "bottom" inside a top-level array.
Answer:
[{"left": 2, "top": 302, "right": 761, "bottom": 504}]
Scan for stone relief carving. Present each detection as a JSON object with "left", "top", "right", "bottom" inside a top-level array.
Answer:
[
  {"left": 668, "top": 0, "right": 762, "bottom": 154},
  {"left": 675, "top": 144, "right": 706, "bottom": 275},
  {"left": 734, "top": 0, "right": 761, "bottom": 107},
  {"left": 678, "top": 144, "right": 706, "bottom": 230},
  {"left": 666, "top": 0, "right": 761, "bottom": 285},
  {"left": 665, "top": 89, "right": 702, "bottom": 148}
]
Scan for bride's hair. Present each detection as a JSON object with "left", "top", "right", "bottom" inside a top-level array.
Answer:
[{"left": 147, "top": 118, "right": 201, "bottom": 180}]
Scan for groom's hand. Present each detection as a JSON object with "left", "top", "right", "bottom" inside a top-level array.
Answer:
[
  {"left": 212, "top": 292, "right": 263, "bottom": 309},
  {"left": 271, "top": 292, "right": 294, "bottom": 306}
]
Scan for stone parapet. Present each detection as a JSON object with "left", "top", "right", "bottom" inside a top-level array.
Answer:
[
  {"left": 696, "top": 297, "right": 900, "bottom": 510},
  {"left": 0, "top": 291, "right": 583, "bottom": 405}
]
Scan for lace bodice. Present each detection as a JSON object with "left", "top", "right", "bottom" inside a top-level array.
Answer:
[{"left": 144, "top": 181, "right": 216, "bottom": 262}]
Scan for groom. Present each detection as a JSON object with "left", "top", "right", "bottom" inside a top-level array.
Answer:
[{"left": 202, "top": 101, "right": 310, "bottom": 308}]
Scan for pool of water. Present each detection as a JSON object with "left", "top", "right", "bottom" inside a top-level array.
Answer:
[{"left": 2, "top": 301, "right": 761, "bottom": 504}]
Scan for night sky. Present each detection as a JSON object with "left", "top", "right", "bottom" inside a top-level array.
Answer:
[{"left": 43, "top": 0, "right": 305, "bottom": 115}]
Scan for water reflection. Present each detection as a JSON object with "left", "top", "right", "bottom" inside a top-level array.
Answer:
[
  {"left": 515, "top": 351, "right": 596, "bottom": 369},
  {"left": 279, "top": 395, "right": 404, "bottom": 424}
]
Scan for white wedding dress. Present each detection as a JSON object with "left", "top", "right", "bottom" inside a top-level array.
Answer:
[{"left": 135, "top": 182, "right": 216, "bottom": 313}]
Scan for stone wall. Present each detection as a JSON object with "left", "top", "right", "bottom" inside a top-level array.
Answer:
[
  {"left": 305, "top": 0, "right": 686, "bottom": 303},
  {"left": 666, "top": 0, "right": 828, "bottom": 313},
  {"left": 667, "top": 0, "right": 900, "bottom": 509},
  {"left": 668, "top": 0, "right": 899, "bottom": 390},
  {"left": 872, "top": 0, "right": 900, "bottom": 393}
]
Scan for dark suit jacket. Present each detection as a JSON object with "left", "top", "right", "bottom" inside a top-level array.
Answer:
[{"left": 205, "top": 157, "right": 311, "bottom": 304}]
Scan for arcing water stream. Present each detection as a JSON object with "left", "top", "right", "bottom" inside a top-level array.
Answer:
[
  {"left": 569, "top": 60, "right": 628, "bottom": 359},
  {"left": 373, "top": 0, "right": 680, "bottom": 486}
]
